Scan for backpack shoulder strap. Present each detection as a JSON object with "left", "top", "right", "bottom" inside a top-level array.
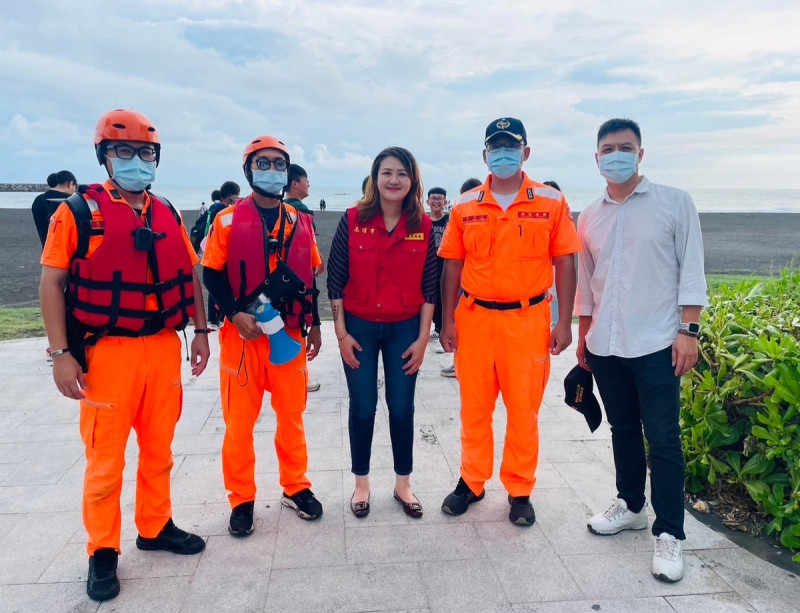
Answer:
[
  {"left": 64, "top": 190, "right": 94, "bottom": 260},
  {"left": 149, "top": 192, "right": 182, "bottom": 226}
]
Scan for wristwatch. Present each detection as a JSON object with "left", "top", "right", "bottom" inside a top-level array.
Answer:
[{"left": 678, "top": 322, "right": 701, "bottom": 338}]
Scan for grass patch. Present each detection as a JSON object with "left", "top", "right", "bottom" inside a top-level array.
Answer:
[{"left": 0, "top": 307, "right": 46, "bottom": 341}]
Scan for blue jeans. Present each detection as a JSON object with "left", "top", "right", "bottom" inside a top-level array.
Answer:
[
  {"left": 343, "top": 313, "right": 420, "bottom": 476},
  {"left": 586, "top": 346, "right": 685, "bottom": 539}
]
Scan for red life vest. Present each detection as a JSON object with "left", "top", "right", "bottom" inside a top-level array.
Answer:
[
  {"left": 343, "top": 207, "right": 432, "bottom": 322},
  {"left": 67, "top": 183, "right": 195, "bottom": 335},
  {"left": 226, "top": 197, "right": 316, "bottom": 330}
]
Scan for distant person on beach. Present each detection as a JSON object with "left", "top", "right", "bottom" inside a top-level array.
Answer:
[
  {"left": 202, "top": 134, "right": 324, "bottom": 535},
  {"left": 426, "top": 187, "right": 449, "bottom": 353},
  {"left": 327, "top": 146, "right": 436, "bottom": 519},
  {"left": 439, "top": 177, "right": 482, "bottom": 378},
  {"left": 438, "top": 117, "right": 579, "bottom": 526},
  {"left": 39, "top": 108, "right": 210, "bottom": 602},
  {"left": 31, "top": 170, "right": 77, "bottom": 247},
  {"left": 284, "top": 163, "right": 322, "bottom": 392},
  {"left": 576, "top": 117, "right": 707, "bottom": 583},
  {"left": 204, "top": 183, "right": 239, "bottom": 329},
  {"left": 319, "top": 198, "right": 326, "bottom": 210}
]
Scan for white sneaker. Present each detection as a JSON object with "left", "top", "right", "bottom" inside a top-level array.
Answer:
[
  {"left": 434, "top": 344, "right": 445, "bottom": 354},
  {"left": 652, "top": 532, "right": 683, "bottom": 582},
  {"left": 587, "top": 498, "right": 648, "bottom": 535},
  {"left": 307, "top": 381, "right": 321, "bottom": 392},
  {"left": 441, "top": 365, "right": 456, "bottom": 378},
  {"left": 429, "top": 331, "right": 440, "bottom": 342}
]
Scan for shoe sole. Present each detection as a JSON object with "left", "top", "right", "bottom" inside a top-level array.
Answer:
[
  {"left": 440, "top": 372, "right": 456, "bottom": 378},
  {"left": 652, "top": 570, "right": 683, "bottom": 583},
  {"left": 135, "top": 538, "right": 206, "bottom": 555},
  {"left": 228, "top": 525, "right": 254, "bottom": 537},
  {"left": 587, "top": 521, "right": 648, "bottom": 536},
  {"left": 510, "top": 515, "right": 535, "bottom": 526},
  {"left": 87, "top": 583, "right": 120, "bottom": 602},
  {"left": 307, "top": 383, "right": 321, "bottom": 392},
  {"left": 281, "top": 497, "right": 322, "bottom": 520}
]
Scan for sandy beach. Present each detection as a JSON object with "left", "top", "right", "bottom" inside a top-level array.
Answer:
[{"left": 1, "top": 209, "right": 798, "bottom": 311}]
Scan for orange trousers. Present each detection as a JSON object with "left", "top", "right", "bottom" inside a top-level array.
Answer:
[
  {"left": 79, "top": 329, "right": 182, "bottom": 555},
  {"left": 453, "top": 297, "right": 551, "bottom": 497},
  {"left": 218, "top": 321, "right": 311, "bottom": 508}
]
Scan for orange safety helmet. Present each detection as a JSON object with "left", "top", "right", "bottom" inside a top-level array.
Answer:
[
  {"left": 94, "top": 109, "right": 161, "bottom": 166},
  {"left": 242, "top": 135, "right": 290, "bottom": 165}
]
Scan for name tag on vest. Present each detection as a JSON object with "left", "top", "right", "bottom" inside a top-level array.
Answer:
[
  {"left": 462, "top": 215, "right": 489, "bottom": 224},
  {"left": 405, "top": 233, "right": 425, "bottom": 240},
  {"left": 518, "top": 211, "right": 550, "bottom": 220}
]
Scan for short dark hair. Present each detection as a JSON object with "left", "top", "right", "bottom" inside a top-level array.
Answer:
[
  {"left": 288, "top": 164, "right": 307, "bottom": 185},
  {"left": 597, "top": 118, "right": 641, "bottom": 147},
  {"left": 543, "top": 180, "right": 561, "bottom": 192},
  {"left": 47, "top": 170, "right": 76, "bottom": 188},
  {"left": 220, "top": 181, "right": 240, "bottom": 199},
  {"left": 361, "top": 175, "right": 370, "bottom": 195},
  {"left": 428, "top": 187, "right": 446, "bottom": 198},
  {"left": 460, "top": 178, "right": 482, "bottom": 194},
  {"left": 211, "top": 189, "right": 221, "bottom": 201}
]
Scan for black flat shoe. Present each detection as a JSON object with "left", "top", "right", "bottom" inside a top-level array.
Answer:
[
  {"left": 350, "top": 491, "right": 370, "bottom": 518},
  {"left": 394, "top": 490, "right": 423, "bottom": 518}
]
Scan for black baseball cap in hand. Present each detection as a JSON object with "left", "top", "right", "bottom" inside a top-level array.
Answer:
[{"left": 564, "top": 365, "right": 602, "bottom": 432}]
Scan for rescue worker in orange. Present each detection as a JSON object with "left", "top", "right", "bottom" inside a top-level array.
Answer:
[
  {"left": 202, "top": 135, "right": 324, "bottom": 536},
  {"left": 439, "top": 117, "right": 581, "bottom": 525},
  {"left": 39, "top": 109, "right": 210, "bottom": 602}
]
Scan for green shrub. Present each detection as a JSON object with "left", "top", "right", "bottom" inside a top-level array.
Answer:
[{"left": 682, "top": 269, "right": 800, "bottom": 561}]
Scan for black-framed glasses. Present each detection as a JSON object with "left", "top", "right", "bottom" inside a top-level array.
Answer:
[
  {"left": 253, "top": 157, "right": 287, "bottom": 171},
  {"left": 428, "top": 196, "right": 446, "bottom": 202},
  {"left": 485, "top": 141, "right": 523, "bottom": 151},
  {"left": 107, "top": 144, "right": 158, "bottom": 162}
]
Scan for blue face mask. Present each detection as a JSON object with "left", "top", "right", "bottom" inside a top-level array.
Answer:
[
  {"left": 110, "top": 156, "right": 156, "bottom": 192},
  {"left": 487, "top": 147, "right": 524, "bottom": 179},
  {"left": 252, "top": 169, "right": 287, "bottom": 196},
  {"left": 598, "top": 151, "right": 638, "bottom": 184}
]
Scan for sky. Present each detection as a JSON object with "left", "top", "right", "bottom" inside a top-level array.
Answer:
[{"left": 2, "top": 0, "right": 800, "bottom": 191}]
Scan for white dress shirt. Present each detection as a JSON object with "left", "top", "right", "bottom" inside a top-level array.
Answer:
[{"left": 575, "top": 177, "right": 708, "bottom": 358}]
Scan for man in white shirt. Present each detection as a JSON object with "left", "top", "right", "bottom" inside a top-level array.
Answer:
[{"left": 575, "top": 118, "right": 708, "bottom": 583}]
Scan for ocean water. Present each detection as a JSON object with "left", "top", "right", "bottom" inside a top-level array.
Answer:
[{"left": 3, "top": 185, "right": 800, "bottom": 213}]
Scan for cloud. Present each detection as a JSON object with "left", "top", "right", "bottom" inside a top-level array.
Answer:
[{"left": 1, "top": 0, "right": 799, "bottom": 189}]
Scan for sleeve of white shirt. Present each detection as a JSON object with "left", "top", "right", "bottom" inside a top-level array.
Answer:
[
  {"left": 574, "top": 211, "right": 596, "bottom": 316},
  {"left": 675, "top": 193, "right": 709, "bottom": 307}
]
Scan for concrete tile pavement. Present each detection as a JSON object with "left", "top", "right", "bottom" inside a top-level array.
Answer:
[{"left": 0, "top": 324, "right": 796, "bottom": 612}]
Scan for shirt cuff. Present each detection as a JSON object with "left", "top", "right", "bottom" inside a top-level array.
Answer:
[
  {"left": 678, "top": 293, "right": 709, "bottom": 307},
  {"left": 574, "top": 303, "right": 594, "bottom": 317}
]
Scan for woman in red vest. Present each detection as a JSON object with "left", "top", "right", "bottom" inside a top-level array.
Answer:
[{"left": 327, "top": 147, "right": 437, "bottom": 518}]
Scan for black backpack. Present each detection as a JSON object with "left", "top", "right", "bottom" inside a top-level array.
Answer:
[{"left": 189, "top": 207, "right": 209, "bottom": 253}]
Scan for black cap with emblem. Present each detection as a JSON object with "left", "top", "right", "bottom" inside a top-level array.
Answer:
[{"left": 485, "top": 117, "right": 527, "bottom": 146}]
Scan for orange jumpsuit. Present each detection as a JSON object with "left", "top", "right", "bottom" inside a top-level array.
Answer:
[
  {"left": 41, "top": 181, "right": 199, "bottom": 554},
  {"left": 438, "top": 174, "right": 581, "bottom": 497},
  {"left": 201, "top": 202, "right": 322, "bottom": 508}
]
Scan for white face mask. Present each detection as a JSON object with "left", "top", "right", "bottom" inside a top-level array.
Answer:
[
  {"left": 252, "top": 169, "right": 287, "bottom": 196},
  {"left": 598, "top": 151, "right": 638, "bottom": 183},
  {"left": 110, "top": 156, "right": 156, "bottom": 192}
]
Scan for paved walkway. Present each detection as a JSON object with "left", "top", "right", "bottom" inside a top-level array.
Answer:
[{"left": 0, "top": 324, "right": 797, "bottom": 612}]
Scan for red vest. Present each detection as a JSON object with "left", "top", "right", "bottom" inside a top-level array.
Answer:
[
  {"left": 226, "top": 197, "right": 315, "bottom": 330},
  {"left": 67, "top": 184, "right": 195, "bottom": 334},
  {"left": 343, "top": 207, "right": 431, "bottom": 322}
]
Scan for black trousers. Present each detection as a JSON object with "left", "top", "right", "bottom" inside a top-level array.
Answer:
[{"left": 587, "top": 346, "right": 686, "bottom": 540}]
